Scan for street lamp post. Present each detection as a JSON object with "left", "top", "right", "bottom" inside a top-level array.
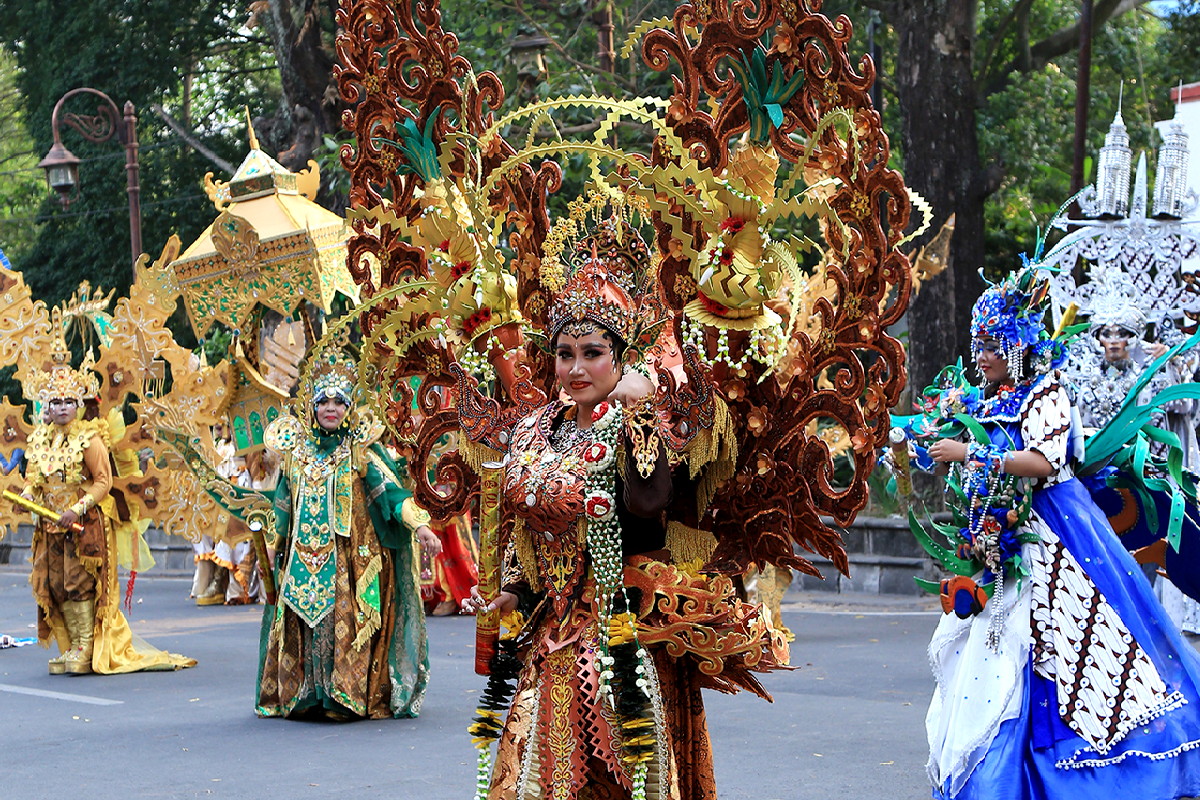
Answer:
[{"left": 37, "top": 88, "right": 143, "bottom": 274}]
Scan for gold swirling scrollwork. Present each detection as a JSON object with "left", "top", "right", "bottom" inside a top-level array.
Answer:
[{"left": 334, "top": 0, "right": 914, "bottom": 579}]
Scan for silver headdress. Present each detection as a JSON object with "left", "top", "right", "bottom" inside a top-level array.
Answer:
[{"left": 1083, "top": 263, "right": 1146, "bottom": 337}]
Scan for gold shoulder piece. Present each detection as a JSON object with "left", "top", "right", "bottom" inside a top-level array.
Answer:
[
  {"left": 353, "top": 408, "right": 385, "bottom": 446},
  {"left": 263, "top": 413, "right": 304, "bottom": 453}
]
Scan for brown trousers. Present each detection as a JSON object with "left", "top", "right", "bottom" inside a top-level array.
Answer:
[{"left": 31, "top": 508, "right": 104, "bottom": 605}]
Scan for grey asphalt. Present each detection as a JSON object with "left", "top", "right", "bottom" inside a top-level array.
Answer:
[{"left": 0, "top": 569, "right": 940, "bottom": 799}]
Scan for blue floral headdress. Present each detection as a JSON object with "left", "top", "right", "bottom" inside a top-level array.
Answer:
[{"left": 970, "top": 255, "right": 1064, "bottom": 380}]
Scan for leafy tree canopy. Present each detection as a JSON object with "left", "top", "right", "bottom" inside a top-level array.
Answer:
[{"left": 0, "top": 0, "right": 277, "bottom": 313}]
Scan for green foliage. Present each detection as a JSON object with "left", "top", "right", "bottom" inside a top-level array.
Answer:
[
  {"left": 0, "top": 0, "right": 277, "bottom": 307},
  {"left": 1160, "top": 0, "right": 1200, "bottom": 73},
  {"left": 978, "top": 61, "right": 1079, "bottom": 278},
  {"left": 978, "top": 5, "right": 1188, "bottom": 274},
  {"left": 440, "top": 0, "right": 681, "bottom": 218},
  {"left": 196, "top": 322, "right": 234, "bottom": 367},
  {"left": 823, "top": 1, "right": 1196, "bottom": 276},
  {"left": 314, "top": 133, "right": 353, "bottom": 212},
  {"left": 0, "top": 48, "right": 43, "bottom": 262}
]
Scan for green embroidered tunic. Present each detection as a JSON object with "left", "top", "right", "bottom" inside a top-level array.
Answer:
[{"left": 256, "top": 418, "right": 431, "bottom": 719}]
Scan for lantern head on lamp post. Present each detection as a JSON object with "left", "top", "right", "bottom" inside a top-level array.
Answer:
[
  {"left": 38, "top": 140, "right": 81, "bottom": 208},
  {"left": 40, "top": 87, "right": 143, "bottom": 273},
  {"left": 509, "top": 32, "right": 550, "bottom": 98}
]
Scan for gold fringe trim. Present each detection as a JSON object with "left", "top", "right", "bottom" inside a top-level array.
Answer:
[
  {"left": 512, "top": 518, "right": 537, "bottom": 590},
  {"left": 665, "top": 520, "right": 718, "bottom": 566},
  {"left": 208, "top": 554, "right": 236, "bottom": 571},
  {"left": 351, "top": 553, "right": 384, "bottom": 651},
  {"left": 458, "top": 437, "right": 503, "bottom": 474},
  {"left": 685, "top": 395, "right": 738, "bottom": 515}
]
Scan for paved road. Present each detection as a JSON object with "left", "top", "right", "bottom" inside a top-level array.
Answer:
[{"left": 0, "top": 570, "right": 941, "bottom": 799}]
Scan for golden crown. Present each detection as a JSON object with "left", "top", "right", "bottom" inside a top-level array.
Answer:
[
  {"left": 544, "top": 205, "right": 660, "bottom": 350},
  {"left": 27, "top": 329, "right": 100, "bottom": 404},
  {"left": 307, "top": 346, "right": 358, "bottom": 408}
]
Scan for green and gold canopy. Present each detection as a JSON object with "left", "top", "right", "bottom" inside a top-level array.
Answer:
[{"left": 169, "top": 130, "right": 359, "bottom": 336}]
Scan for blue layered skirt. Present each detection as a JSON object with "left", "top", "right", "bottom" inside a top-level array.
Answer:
[{"left": 929, "top": 477, "right": 1200, "bottom": 800}]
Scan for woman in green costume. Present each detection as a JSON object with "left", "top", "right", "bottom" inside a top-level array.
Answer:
[{"left": 257, "top": 349, "right": 442, "bottom": 720}]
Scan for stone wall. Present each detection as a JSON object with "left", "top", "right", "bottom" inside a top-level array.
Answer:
[
  {"left": 3, "top": 514, "right": 942, "bottom": 595},
  {"left": 788, "top": 515, "right": 940, "bottom": 596},
  {"left": 1, "top": 523, "right": 196, "bottom": 574}
]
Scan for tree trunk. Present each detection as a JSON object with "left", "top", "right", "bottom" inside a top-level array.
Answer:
[
  {"left": 887, "top": 0, "right": 987, "bottom": 393},
  {"left": 255, "top": 0, "right": 340, "bottom": 170}
]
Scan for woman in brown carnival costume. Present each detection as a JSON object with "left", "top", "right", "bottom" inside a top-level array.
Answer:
[
  {"left": 467, "top": 220, "right": 784, "bottom": 800},
  {"left": 19, "top": 342, "right": 194, "bottom": 675}
]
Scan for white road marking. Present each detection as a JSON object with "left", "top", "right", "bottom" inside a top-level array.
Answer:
[{"left": 0, "top": 683, "right": 123, "bottom": 705}]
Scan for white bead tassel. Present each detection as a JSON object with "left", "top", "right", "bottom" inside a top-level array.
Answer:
[
  {"left": 985, "top": 570, "right": 1004, "bottom": 653},
  {"left": 631, "top": 761, "right": 648, "bottom": 800},
  {"left": 474, "top": 747, "right": 493, "bottom": 800}
]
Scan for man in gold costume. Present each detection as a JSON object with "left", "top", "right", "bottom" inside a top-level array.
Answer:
[{"left": 18, "top": 343, "right": 194, "bottom": 675}]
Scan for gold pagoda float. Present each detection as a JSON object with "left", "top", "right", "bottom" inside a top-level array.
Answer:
[{"left": 159, "top": 121, "right": 364, "bottom": 454}]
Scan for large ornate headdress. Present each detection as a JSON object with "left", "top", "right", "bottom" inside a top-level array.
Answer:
[
  {"left": 1083, "top": 263, "right": 1146, "bottom": 337},
  {"left": 266, "top": 332, "right": 383, "bottom": 452},
  {"left": 543, "top": 197, "right": 664, "bottom": 359},
  {"left": 970, "top": 259, "right": 1060, "bottom": 378},
  {"left": 301, "top": 340, "right": 359, "bottom": 412},
  {"left": 310, "top": 352, "right": 357, "bottom": 408},
  {"left": 337, "top": 0, "right": 920, "bottom": 578},
  {"left": 26, "top": 311, "right": 101, "bottom": 404}
]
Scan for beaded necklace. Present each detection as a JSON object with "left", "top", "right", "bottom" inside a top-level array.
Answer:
[
  {"left": 580, "top": 401, "right": 655, "bottom": 799},
  {"left": 470, "top": 400, "right": 658, "bottom": 800},
  {"left": 549, "top": 415, "right": 595, "bottom": 451}
]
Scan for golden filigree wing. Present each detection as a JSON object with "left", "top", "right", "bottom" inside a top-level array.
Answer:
[{"left": 0, "top": 265, "right": 52, "bottom": 386}]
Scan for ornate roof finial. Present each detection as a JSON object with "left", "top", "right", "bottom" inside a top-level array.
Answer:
[
  {"left": 245, "top": 107, "right": 260, "bottom": 151},
  {"left": 1131, "top": 150, "right": 1149, "bottom": 219},
  {"left": 1153, "top": 95, "right": 1191, "bottom": 220}
]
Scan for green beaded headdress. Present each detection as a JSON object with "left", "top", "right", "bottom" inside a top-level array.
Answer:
[{"left": 308, "top": 347, "right": 357, "bottom": 409}]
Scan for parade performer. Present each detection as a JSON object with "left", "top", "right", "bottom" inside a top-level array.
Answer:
[
  {"left": 422, "top": 511, "right": 477, "bottom": 616},
  {"left": 901, "top": 263, "right": 1200, "bottom": 800},
  {"left": 334, "top": 0, "right": 919, "bottom": 794},
  {"left": 1064, "top": 266, "right": 1200, "bottom": 633},
  {"left": 18, "top": 338, "right": 194, "bottom": 675},
  {"left": 1068, "top": 265, "right": 1170, "bottom": 432},
  {"left": 191, "top": 425, "right": 266, "bottom": 606},
  {"left": 460, "top": 220, "right": 794, "bottom": 798},
  {"left": 1146, "top": 313, "right": 1200, "bottom": 634},
  {"left": 189, "top": 428, "right": 235, "bottom": 604},
  {"left": 256, "top": 346, "right": 442, "bottom": 720}
]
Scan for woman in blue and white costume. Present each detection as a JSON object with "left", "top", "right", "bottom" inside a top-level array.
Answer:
[{"left": 923, "top": 265, "right": 1200, "bottom": 800}]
